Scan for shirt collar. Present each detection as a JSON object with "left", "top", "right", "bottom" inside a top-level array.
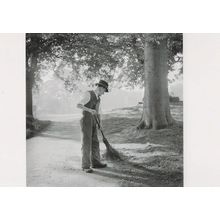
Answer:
[{"left": 94, "top": 90, "right": 99, "bottom": 99}]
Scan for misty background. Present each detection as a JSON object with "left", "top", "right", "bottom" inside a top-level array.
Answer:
[{"left": 33, "top": 74, "right": 182, "bottom": 121}]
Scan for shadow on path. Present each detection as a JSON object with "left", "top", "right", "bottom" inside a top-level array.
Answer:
[{"left": 92, "top": 158, "right": 183, "bottom": 187}]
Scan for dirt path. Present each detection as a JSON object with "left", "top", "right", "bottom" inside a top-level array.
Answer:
[
  {"left": 27, "top": 105, "right": 183, "bottom": 187},
  {"left": 27, "top": 136, "right": 123, "bottom": 186},
  {"left": 27, "top": 122, "right": 152, "bottom": 187},
  {"left": 27, "top": 137, "right": 155, "bottom": 186}
]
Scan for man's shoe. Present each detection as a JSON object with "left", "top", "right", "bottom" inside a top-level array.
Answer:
[
  {"left": 82, "top": 168, "right": 93, "bottom": 173},
  {"left": 92, "top": 163, "right": 107, "bottom": 168}
]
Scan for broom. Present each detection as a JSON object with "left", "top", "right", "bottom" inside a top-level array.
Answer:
[{"left": 94, "top": 115, "right": 122, "bottom": 161}]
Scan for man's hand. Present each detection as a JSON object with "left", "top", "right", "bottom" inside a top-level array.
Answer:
[
  {"left": 90, "top": 109, "right": 98, "bottom": 115},
  {"left": 99, "top": 122, "right": 103, "bottom": 129},
  {"left": 95, "top": 115, "right": 102, "bottom": 129},
  {"left": 77, "top": 104, "right": 98, "bottom": 115}
]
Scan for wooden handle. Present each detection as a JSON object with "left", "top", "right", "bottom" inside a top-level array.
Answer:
[{"left": 94, "top": 115, "right": 106, "bottom": 139}]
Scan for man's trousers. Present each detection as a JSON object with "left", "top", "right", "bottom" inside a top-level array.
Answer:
[{"left": 80, "top": 115, "right": 101, "bottom": 169}]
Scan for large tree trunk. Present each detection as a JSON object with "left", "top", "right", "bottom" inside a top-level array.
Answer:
[{"left": 137, "top": 35, "right": 174, "bottom": 130}]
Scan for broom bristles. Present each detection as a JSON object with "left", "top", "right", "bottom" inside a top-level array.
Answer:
[{"left": 103, "top": 138, "right": 122, "bottom": 161}]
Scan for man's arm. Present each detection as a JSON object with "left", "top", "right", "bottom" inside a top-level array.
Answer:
[
  {"left": 77, "top": 103, "right": 97, "bottom": 115},
  {"left": 96, "top": 102, "right": 102, "bottom": 127},
  {"left": 76, "top": 92, "right": 97, "bottom": 115}
]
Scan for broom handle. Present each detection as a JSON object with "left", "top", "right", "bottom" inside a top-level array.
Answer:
[{"left": 94, "top": 115, "right": 106, "bottom": 139}]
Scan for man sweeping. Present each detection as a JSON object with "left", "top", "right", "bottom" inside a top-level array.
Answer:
[{"left": 77, "top": 80, "right": 109, "bottom": 173}]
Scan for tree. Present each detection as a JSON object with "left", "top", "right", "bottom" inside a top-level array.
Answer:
[
  {"left": 26, "top": 33, "right": 71, "bottom": 118},
  {"left": 137, "top": 34, "right": 182, "bottom": 129},
  {"left": 26, "top": 34, "right": 41, "bottom": 119},
  {"left": 26, "top": 33, "right": 183, "bottom": 130}
]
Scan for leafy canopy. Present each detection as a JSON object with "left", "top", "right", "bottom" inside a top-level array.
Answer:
[{"left": 26, "top": 33, "right": 183, "bottom": 91}]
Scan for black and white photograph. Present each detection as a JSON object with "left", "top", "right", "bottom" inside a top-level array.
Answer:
[
  {"left": 26, "top": 33, "right": 183, "bottom": 187},
  {"left": 2, "top": 0, "right": 220, "bottom": 218}
]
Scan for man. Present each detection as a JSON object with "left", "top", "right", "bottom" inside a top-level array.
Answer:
[{"left": 77, "top": 80, "right": 108, "bottom": 173}]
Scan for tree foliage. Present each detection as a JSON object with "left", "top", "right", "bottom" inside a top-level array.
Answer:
[{"left": 26, "top": 33, "right": 183, "bottom": 91}]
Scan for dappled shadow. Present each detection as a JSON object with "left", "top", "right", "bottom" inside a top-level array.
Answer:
[{"left": 93, "top": 157, "right": 183, "bottom": 187}]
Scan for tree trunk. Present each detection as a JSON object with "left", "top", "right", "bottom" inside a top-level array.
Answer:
[
  {"left": 26, "top": 70, "right": 33, "bottom": 118},
  {"left": 26, "top": 53, "right": 38, "bottom": 119},
  {"left": 137, "top": 35, "right": 174, "bottom": 130}
]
